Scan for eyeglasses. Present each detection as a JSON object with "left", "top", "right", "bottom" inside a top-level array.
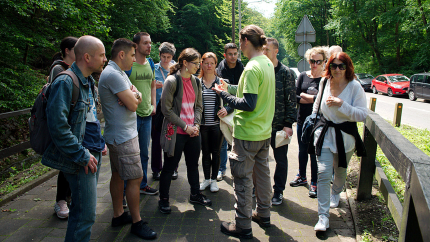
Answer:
[
  {"left": 310, "top": 59, "right": 324, "bottom": 65},
  {"left": 190, "top": 61, "right": 200, "bottom": 66},
  {"left": 329, "top": 63, "right": 346, "bottom": 70}
]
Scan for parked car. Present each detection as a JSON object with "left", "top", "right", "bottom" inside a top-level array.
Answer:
[
  {"left": 355, "top": 73, "right": 374, "bottom": 91},
  {"left": 371, "top": 74, "right": 410, "bottom": 97},
  {"left": 408, "top": 73, "right": 430, "bottom": 101},
  {"left": 290, "top": 67, "right": 301, "bottom": 85}
]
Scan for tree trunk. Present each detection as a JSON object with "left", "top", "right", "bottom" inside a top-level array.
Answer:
[{"left": 395, "top": 22, "right": 401, "bottom": 67}]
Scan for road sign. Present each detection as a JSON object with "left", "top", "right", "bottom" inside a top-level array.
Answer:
[
  {"left": 298, "top": 42, "right": 312, "bottom": 57},
  {"left": 295, "top": 15, "right": 316, "bottom": 43},
  {"left": 297, "top": 59, "right": 310, "bottom": 73}
]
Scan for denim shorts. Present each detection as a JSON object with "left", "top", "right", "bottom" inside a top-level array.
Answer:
[{"left": 107, "top": 136, "right": 143, "bottom": 180}]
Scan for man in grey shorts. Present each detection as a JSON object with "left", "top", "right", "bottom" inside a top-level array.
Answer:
[{"left": 99, "top": 38, "right": 156, "bottom": 240}]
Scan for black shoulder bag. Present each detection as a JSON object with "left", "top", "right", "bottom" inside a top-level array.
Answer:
[{"left": 301, "top": 78, "right": 327, "bottom": 144}]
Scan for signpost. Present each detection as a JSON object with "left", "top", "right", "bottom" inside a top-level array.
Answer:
[{"left": 296, "top": 15, "right": 316, "bottom": 73}]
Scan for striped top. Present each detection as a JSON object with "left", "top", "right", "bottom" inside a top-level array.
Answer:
[
  {"left": 201, "top": 80, "right": 219, "bottom": 126},
  {"left": 177, "top": 77, "right": 196, "bottom": 135}
]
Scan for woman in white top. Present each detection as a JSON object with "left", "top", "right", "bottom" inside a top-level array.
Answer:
[{"left": 312, "top": 52, "right": 367, "bottom": 232}]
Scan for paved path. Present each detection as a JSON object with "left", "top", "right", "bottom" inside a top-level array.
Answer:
[{"left": 0, "top": 133, "right": 355, "bottom": 241}]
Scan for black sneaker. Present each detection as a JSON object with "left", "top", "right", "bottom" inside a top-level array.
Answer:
[
  {"left": 172, "top": 171, "right": 178, "bottom": 180},
  {"left": 251, "top": 210, "right": 270, "bottom": 228},
  {"left": 220, "top": 221, "right": 253, "bottom": 239},
  {"left": 309, "top": 182, "right": 317, "bottom": 198},
  {"left": 158, "top": 199, "right": 171, "bottom": 214},
  {"left": 131, "top": 220, "right": 157, "bottom": 240},
  {"left": 112, "top": 211, "right": 132, "bottom": 227},
  {"left": 153, "top": 172, "right": 160, "bottom": 181},
  {"left": 123, "top": 196, "right": 127, "bottom": 208},
  {"left": 289, "top": 174, "right": 308, "bottom": 187},
  {"left": 271, "top": 192, "right": 283, "bottom": 206},
  {"left": 140, "top": 185, "right": 159, "bottom": 195},
  {"left": 190, "top": 193, "right": 212, "bottom": 206}
]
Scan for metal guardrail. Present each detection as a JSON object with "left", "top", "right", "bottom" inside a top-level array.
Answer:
[{"left": 356, "top": 109, "right": 430, "bottom": 241}]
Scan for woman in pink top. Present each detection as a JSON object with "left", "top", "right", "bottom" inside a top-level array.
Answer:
[{"left": 158, "top": 48, "right": 212, "bottom": 214}]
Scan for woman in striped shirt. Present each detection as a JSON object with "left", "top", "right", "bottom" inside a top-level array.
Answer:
[{"left": 198, "top": 52, "right": 229, "bottom": 193}]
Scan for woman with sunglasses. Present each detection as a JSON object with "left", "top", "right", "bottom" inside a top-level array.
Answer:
[
  {"left": 158, "top": 48, "right": 212, "bottom": 214},
  {"left": 198, "top": 52, "right": 231, "bottom": 193},
  {"left": 291, "top": 46, "right": 328, "bottom": 198},
  {"left": 312, "top": 52, "right": 367, "bottom": 231}
]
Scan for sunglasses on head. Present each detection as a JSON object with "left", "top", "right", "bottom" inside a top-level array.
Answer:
[
  {"left": 329, "top": 63, "right": 346, "bottom": 70},
  {"left": 309, "top": 59, "right": 324, "bottom": 65}
]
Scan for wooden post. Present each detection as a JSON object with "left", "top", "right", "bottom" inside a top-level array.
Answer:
[
  {"left": 356, "top": 123, "right": 377, "bottom": 200},
  {"left": 393, "top": 103, "right": 403, "bottom": 127},
  {"left": 369, "top": 97, "right": 377, "bottom": 112}
]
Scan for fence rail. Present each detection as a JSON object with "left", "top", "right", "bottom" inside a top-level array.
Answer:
[{"left": 356, "top": 110, "right": 430, "bottom": 241}]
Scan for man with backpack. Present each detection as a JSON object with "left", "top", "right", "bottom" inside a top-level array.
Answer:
[
  {"left": 126, "top": 32, "right": 158, "bottom": 195},
  {"left": 41, "top": 35, "right": 107, "bottom": 242}
]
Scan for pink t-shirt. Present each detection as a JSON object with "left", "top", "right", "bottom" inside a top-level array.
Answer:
[{"left": 177, "top": 77, "right": 196, "bottom": 135}]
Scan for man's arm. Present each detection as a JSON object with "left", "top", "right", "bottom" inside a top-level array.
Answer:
[
  {"left": 151, "top": 79, "right": 156, "bottom": 115},
  {"left": 219, "top": 92, "right": 257, "bottom": 111},
  {"left": 46, "top": 76, "right": 91, "bottom": 166},
  {"left": 116, "top": 86, "right": 142, "bottom": 112},
  {"left": 283, "top": 69, "right": 297, "bottom": 136}
]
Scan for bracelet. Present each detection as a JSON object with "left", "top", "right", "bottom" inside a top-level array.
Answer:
[{"left": 184, "top": 125, "right": 188, "bottom": 131}]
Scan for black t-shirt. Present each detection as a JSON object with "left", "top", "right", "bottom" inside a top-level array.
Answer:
[{"left": 296, "top": 72, "right": 322, "bottom": 125}]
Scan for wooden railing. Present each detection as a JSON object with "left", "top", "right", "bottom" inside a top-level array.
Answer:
[{"left": 356, "top": 109, "right": 430, "bottom": 241}]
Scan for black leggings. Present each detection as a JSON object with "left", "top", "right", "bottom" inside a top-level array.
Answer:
[
  {"left": 159, "top": 134, "right": 201, "bottom": 199},
  {"left": 56, "top": 171, "right": 71, "bottom": 202},
  {"left": 200, "top": 124, "right": 223, "bottom": 180}
]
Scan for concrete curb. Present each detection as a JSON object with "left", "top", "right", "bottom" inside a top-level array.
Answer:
[
  {"left": 0, "top": 169, "right": 59, "bottom": 207},
  {"left": 346, "top": 187, "right": 363, "bottom": 242}
]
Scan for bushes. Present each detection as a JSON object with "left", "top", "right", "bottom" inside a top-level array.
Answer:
[{"left": 0, "top": 65, "right": 46, "bottom": 113}]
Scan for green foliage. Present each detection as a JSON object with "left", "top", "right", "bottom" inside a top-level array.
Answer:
[{"left": 0, "top": 65, "right": 46, "bottom": 112}]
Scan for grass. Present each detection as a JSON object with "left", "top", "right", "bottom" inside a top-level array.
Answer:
[
  {"left": 358, "top": 122, "right": 430, "bottom": 203},
  {"left": 0, "top": 161, "right": 51, "bottom": 197}
]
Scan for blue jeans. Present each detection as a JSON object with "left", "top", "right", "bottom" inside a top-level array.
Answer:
[
  {"left": 219, "top": 138, "right": 228, "bottom": 172},
  {"left": 137, "top": 115, "right": 151, "bottom": 189},
  {"left": 64, "top": 151, "right": 101, "bottom": 242},
  {"left": 297, "top": 123, "right": 318, "bottom": 183}
]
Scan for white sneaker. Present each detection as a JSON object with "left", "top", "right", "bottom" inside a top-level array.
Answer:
[
  {"left": 330, "top": 193, "right": 340, "bottom": 208},
  {"left": 200, "top": 179, "right": 211, "bottom": 191},
  {"left": 216, "top": 170, "right": 225, "bottom": 181},
  {"left": 54, "top": 200, "right": 69, "bottom": 219},
  {"left": 210, "top": 180, "right": 219, "bottom": 192},
  {"left": 314, "top": 215, "right": 329, "bottom": 231}
]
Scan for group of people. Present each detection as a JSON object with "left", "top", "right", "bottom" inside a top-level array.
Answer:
[{"left": 42, "top": 23, "right": 367, "bottom": 241}]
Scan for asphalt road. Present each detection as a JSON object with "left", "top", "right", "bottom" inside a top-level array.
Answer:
[{"left": 364, "top": 92, "right": 430, "bottom": 130}]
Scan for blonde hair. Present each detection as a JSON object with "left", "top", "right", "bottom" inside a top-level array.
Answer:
[{"left": 304, "top": 46, "right": 329, "bottom": 62}]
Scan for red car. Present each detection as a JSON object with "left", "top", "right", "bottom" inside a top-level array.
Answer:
[{"left": 371, "top": 74, "right": 410, "bottom": 97}]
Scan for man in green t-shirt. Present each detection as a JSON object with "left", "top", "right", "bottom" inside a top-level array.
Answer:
[
  {"left": 213, "top": 25, "right": 275, "bottom": 239},
  {"left": 128, "top": 32, "right": 158, "bottom": 195}
]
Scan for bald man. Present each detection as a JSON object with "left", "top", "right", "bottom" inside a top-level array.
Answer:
[{"left": 42, "top": 35, "right": 107, "bottom": 242}]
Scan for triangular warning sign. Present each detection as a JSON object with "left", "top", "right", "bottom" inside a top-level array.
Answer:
[{"left": 296, "top": 15, "right": 315, "bottom": 34}]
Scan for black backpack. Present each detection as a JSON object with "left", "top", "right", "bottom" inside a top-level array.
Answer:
[{"left": 29, "top": 70, "right": 80, "bottom": 154}]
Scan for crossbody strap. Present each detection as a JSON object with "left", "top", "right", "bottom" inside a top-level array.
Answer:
[{"left": 314, "top": 77, "right": 327, "bottom": 125}]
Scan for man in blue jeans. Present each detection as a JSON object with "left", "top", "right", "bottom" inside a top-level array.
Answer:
[
  {"left": 42, "top": 36, "right": 107, "bottom": 242},
  {"left": 127, "top": 32, "right": 158, "bottom": 195},
  {"left": 215, "top": 43, "right": 244, "bottom": 180}
]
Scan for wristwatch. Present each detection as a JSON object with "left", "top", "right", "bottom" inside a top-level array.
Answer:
[{"left": 135, "top": 92, "right": 141, "bottom": 100}]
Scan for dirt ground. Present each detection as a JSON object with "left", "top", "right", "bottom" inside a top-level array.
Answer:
[{"left": 347, "top": 156, "right": 399, "bottom": 241}]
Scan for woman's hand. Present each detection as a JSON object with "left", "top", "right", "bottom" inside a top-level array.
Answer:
[
  {"left": 217, "top": 107, "right": 228, "bottom": 118},
  {"left": 326, "top": 95, "right": 344, "bottom": 107},
  {"left": 102, "top": 144, "right": 108, "bottom": 156}
]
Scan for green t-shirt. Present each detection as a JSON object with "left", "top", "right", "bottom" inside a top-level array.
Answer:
[
  {"left": 233, "top": 55, "right": 275, "bottom": 141},
  {"left": 129, "top": 61, "right": 154, "bottom": 117}
]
